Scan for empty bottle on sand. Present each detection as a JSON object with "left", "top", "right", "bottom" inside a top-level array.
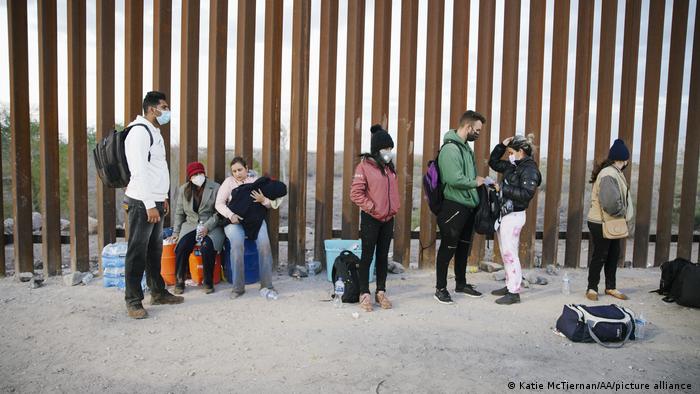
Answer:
[{"left": 333, "top": 277, "right": 344, "bottom": 308}]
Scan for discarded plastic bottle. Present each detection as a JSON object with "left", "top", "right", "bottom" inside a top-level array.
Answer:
[
  {"left": 81, "top": 272, "right": 94, "bottom": 285},
  {"left": 334, "top": 277, "right": 345, "bottom": 308},
  {"left": 561, "top": 272, "right": 571, "bottom": 295},
  {"left": 260, "top": 288, "right": 278, "bottom": 301},
  {"left": 635, "top": 312, "right": 647, "bottom": 340}
]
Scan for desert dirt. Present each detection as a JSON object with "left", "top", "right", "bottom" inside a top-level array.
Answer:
[{"left": 1, "top": 261, "right": 699, "bottom": 393}]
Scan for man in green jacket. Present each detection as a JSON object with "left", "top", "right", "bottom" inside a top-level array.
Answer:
[{"left": 434, "top": 110, "right": 486, "bottom": 304}]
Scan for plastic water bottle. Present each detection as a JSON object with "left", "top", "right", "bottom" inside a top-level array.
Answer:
[
  {"left": 635, "top": 312, "right": 647, "bottom": 340},
  {"left": 196, "top": 221, "right": 205, "bottom": 245},
  {"left": 562, "top": 272, "right": 571, "bottom": 295},
  {"left": 334, "top": 277, "right": 345, "bottom": 308},
  {"left": 260, "top": 288, "right": 278, "bottom": 301},
  {"left": 81, "top": 272, "right": 94, "bottom": 285}
]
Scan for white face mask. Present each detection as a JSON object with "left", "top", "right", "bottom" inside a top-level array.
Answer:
[
  {"left": 508, "top": 154, "right": 516, "bottom": 165},
  {"left": 191, "top": 174, "right": 205, "bottom": 187},
  {"left": 380, "top": 149, "right": 394, "bottom": 163},
  {"left": 156, "top": 109, "right": 171, "bottom": 125}
]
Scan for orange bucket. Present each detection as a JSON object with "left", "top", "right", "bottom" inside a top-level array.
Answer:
[
  {"left": 188, "top": 249, "right": 221, "bottom": 285},
  {"left": 161, "top": 243, "right": 177, "bottom": 285}
]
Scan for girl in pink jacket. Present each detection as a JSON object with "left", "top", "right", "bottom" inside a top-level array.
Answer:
[{"left": 350, "top": 125, "right": 400, "bottom": 312}]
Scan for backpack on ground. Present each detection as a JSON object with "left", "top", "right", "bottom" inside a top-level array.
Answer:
[
  {"left": 555, "top": 304, "right": 636, "bottom": 348},
  {"left": 474, "top": 184, "right": 500, "bottom": 235},
  {"left": 331, "top": 251, "right": 361, "bottom": 303},
  {"left": 423, "top": 140, "right": 459, "bottom": 215},
  {"left": 93, "top": 124, "right": 153, "bottom": 188},
  {"left": 652, "top": 258, "right": 700, "bottom": 308}
]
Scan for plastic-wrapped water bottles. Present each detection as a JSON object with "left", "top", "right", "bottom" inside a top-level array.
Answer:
[
  {"left": 101, "top": 242, "right": 147, "bottom": 291},
  {"left": 333, "top": 277, "right": 345, "bottom": 308}
]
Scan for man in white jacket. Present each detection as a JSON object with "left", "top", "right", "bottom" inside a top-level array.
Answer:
[{"left": 124, "top": 91, "right": 183, "bottom": 319}]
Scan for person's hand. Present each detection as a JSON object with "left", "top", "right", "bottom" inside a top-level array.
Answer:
[
  {"left": 147, "top": 207, "right": 161, "bottom": 223},
  {"left": 476, "top": 176, "right": 485, "bottom": 187},
  {"left": 199, "top": 226, "right": 209, "bottom": 237},
  {"left": 251, "top": 189, "right": 267, "bottom": 204},
  {"left": 230, "top": 214, "right": 243, "bottom": 224},
  {"left": 502, "top": 137, "right": 514, "bottom": 146},
  {"left": 168, "top": 234, "right": 179, "bottom": 243},
  {"left": 163, "top": 199, "right": 170, "bottom": 215}
]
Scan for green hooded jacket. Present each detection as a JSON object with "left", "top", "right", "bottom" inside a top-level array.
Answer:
[{"left": 437, "top": 129, "right": 479, "bottom": 208}]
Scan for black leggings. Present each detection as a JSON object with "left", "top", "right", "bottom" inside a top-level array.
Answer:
[
  {"left": 436, "top": 200, "right": 475, "bottom": 290},
  {"left": 175, "top": 231, "right": 217, "bottom": 287},
  {"left": 359, "top": 211, "right": 394, "bottom": 294},
  {"left": 587, "top": 221, "right": 620, "bottom": 292}
]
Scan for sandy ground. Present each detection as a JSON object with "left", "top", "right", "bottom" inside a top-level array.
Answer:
[{"left": 1, "top": 266, "right": 699, "bottom": 394}]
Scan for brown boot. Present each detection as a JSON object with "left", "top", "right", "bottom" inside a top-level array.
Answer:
[
  {"left": 359, "top": 293, "right": 373, "bottom": 312},
  {"left": 173, "top": 283, "right": 185, "bottom": 295},
  {"left": 150, "top": 290, "right": 184, "bottom": 305},
  {"left": 375, "top": 291, "right": 393, "bottom": 309},
  {"left": 127, "top": 304, "right": 148, "bottom": 319},
  {"left": 586, "top": 289, "right": 598, "bottom": 301},
  {"left": 605, "top": 289, "right": 628, "bottom": 300}
]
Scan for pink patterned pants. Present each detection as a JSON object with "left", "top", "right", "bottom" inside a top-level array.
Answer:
[{"left": 496, "top": 211, "right": 527, "bottom": 294}]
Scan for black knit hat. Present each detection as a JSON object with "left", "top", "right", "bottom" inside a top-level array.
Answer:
[
  {"left": 370, "top": 124, "right": 394, "bottom": 154},
  {"left": 608, "top": 139, "right": 630, "bottom": 161}
]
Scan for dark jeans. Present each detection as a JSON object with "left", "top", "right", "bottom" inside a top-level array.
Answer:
[
  {"left": 175, "top": 231, "right": 216, "bottom": 287},
  {"left": 436, "top": 200, "right": 476, "bottom": 290},
  {"left": 587, "top": 221, "right": 619, "bottom": 292},
  {"left": 124, "top": 197, "right": 167, "bottom": 307},
  {"left": 359, "top": 211, "right": 394, "bottom": 294}
]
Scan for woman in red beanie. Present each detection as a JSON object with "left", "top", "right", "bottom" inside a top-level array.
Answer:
[{"left": 169, "top": 162, "right": 225, "bottom": 294}]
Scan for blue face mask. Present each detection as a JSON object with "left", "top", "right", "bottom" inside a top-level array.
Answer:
[{"left": 156, "top": 109, "right": 171, "bottom": 125}]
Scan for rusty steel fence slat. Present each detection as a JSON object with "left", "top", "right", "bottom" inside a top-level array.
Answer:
[
  {"left": 314, "top": 0, "right": 339, "bottom": 263},
  {"left": 393, "top": 0, "right": 419, "bottom": 267}
]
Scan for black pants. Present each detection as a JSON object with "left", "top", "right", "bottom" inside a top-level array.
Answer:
[
  {"left": 124, "top": 197, "right": 167, "bottom": 307},
  {"left": 175, "top": 231, "right": 217, "bottom": 287},
  {"left": 436, "top": 200, "right": 476, "bottom": 290},
  {"left": 587, "top": 221, "right": 619, "bottom": 292},
  {"left": 359, "top": 211, "right": 394, "bottom": 294}
]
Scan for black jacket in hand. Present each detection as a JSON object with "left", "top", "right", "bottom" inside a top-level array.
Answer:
[
  {"left": 488, "top": 143, "right": 542, "bottom": 213},
  {"left": 227, "top": 177, "right": 287, "bottom": 240}
]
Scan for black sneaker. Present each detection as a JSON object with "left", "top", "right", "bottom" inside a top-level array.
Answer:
[
  {"left": 495, "top": 292, "right": 521, "bottom": 305},
  {"left": 434, "top": 288, "right": 454, "bottom": 305},
  {"left": 491, "top": 286, "right": 508, "bottom": 296},
  {"left": 230, "top": 289, "right": 245, "bottom": 299},
  {"left": 455, "top": 284, "right": 483, "bottom": 298},
  {"left": 150, "top": 290, "right": 184, "bottom": 305}
]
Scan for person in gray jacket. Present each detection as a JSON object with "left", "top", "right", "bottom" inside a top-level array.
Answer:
[
  {"left": 169, "top": 162, "right": 225, "bottom": 294},
  {"left": 586, "top": 139, "right": 634, "bottom": 301}
]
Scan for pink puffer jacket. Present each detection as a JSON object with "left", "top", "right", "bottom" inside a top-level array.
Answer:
[{"left": 350, "top": 158, "right": 400, "bottom": 222}]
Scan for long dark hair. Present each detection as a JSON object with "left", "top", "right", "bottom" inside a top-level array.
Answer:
[
  {"left": 590, "top": 159, "right": 615, "bottom": 184},
  {"left": 358, "top": 153, "right": 395, "bottom": 175},
  {"left": 184, "top": 179, "right": 205, "bottom": 201}
]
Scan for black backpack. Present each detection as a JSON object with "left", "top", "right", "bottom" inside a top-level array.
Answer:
[
  {"left": 93, "top": 124, "right": 153, "bottom": 188},
  {"left": 331, "top": 251, "right": 361, "bottom": 303},
  {"left": 474, "top": 185, "right": 500, "bottom": 235},
  {"left": 423, "top": 140, "right": 460, "bottom": 215},
  {"left": 653, "top": 258, "right": 700, "bottom": 308}
]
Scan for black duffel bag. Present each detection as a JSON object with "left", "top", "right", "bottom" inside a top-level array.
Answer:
[{"left": 556, "top": 304, "right": 636, "bottom": 348}]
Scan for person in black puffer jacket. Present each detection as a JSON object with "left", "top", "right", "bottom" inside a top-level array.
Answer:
[{"left": 488, "top": 134, "right": 542, "bottom": 305}]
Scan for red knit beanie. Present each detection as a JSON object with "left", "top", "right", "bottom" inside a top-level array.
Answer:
[{"left": 186, "top": 162, "right": 205, "bottom": 179}]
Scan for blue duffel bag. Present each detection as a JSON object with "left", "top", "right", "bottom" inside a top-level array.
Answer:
[{"left": 556, "top": 304, "right": 636, "bottom": 348}]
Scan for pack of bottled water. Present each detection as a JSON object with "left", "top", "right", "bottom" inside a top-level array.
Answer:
[{"left": 102, "top": 242, "right": 147, "bottom": 291}]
